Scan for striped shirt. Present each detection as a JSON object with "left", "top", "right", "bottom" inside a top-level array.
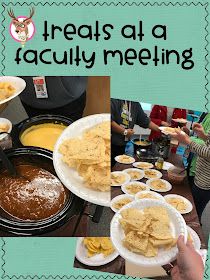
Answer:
[{"left": 190, "top": 131, "right": 210, "bottom": 190}]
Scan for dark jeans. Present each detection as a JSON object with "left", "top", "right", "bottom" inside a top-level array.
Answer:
[
  {"left": 111, "top": 144, "right": 125, "bottom": 167},
  {"left": 188, "top": 175, "right": 194, "bottom": 190},
  {"left": 191, "top": 182, "right": 210, "bottom": 221},
  {"left": 21, "top": 91, "right": 86, "bottom": 122}
]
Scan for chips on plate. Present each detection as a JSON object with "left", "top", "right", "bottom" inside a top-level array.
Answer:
[
  {"left": 172, "top": 118, "right": 188, "bottom": 124},
  {"left": 146, "top": 179, "right": 172, "bottom": 193},
  {"left": 137, "top": 193, "right": 158, "bottom": 199},
  {"left": 124, "top": 168, "right": 144, "bottom": 180},
  {"left": 113, "top": 197, "right": 133, "bottom": 210},
  {"left": 83, "top": 237, "right": 115, "bottom": 258},
  {"left": 115, "top": 155, "right": 135, "bottom": 164},
  {"left": 123, "top": 182, "right": 149, "bottom": 195},
  {"left": 0, "top": 123, "right": 9, "bottom": 133},
  {"left": 0, "top": 82, "right": 16, "bottom": 101},
  {"left": 135, "top": 191, "right": 164, "bottom": 201},
  {"left": 160, "top": 126, "right": 184, "bottom": 136},
  {"left": 133, "top": 162, "right": 154, "bottom": 169},
  {"left": 144, "top": 169, "right": 162, "bottom": 179},
  {"left": 120, "top": 206, "right": 176, "bottom": 257},
  {"left": 165, "top": 197, "right": 187, "bottom": 212},
  {"left": 111, "top": 172, "right": 130, "bottom": 186},
  {"left": 187, "top": 226, "right": 201, "bottom": 250},
  {"left": 164, "top": 195, "right": 193, "bottom": 214},
  {"left": 111, "top": 173, "right": 125, "bottom": 186},
  {"left": 150, "top": 179, "right": 167, "bottom": 190},
  {"left": 59, "top": 121, "right": 110, "bottom": 192}
]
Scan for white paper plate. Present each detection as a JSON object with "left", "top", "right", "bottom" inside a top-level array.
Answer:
[
  {"left": 159, "top": 126, "right": 185, "bottom": 136},
  {"left": 0, "top": 118, "right": 12, "bottom": 140},
  {"left": 53, "top": 113, "right": 110, "bottom": 207},
  {"left": 162, "top": 162, "right": 174, "bottom": 171},
  {"left": 115, "top": 155, "right": 135, "bottom": 164},
  {"left": 172, "top": 118, "right": 188, "bottom": 124},
  {"left": 111, "top": 171, "right": 131, "bottom": 187},
  {"left": 111, "top": 194, "right": 134, "bottom": 213},
  {"left": 187, "top": 226, "right": 201, "bottom": 250},
  {"left": 75, "top": 238, "right": 119, "bottom": 266},
  {"left": 133, "top": 162, "right": 154, "bottom": 169},
  {"left": 144, "top": 169, "right": 162, "bottom": 179},
  {"left": 164, "top": 194, "right": 193, "bottom": 214},
  {"left": 135, "top": 190, "right": 165, "bottom": 202},
  {"left": 110, "top": 199, "right": 187, "bottom": 267},
  {"left": 0, "top": 76, "right": 26, "bottom": 105},
  {"left": 123, "top": 168, "right": 144, "bottom": 181},
  {"left": 121, "top": 181, "right": 150, "bottom": 196},
  {"left": 146, "top": 178, "right": 172, "bottom": 193}
]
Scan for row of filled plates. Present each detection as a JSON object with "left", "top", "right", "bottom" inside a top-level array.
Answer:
[{"left": 110, "top": 192, "right": 193, "bottom": 215}]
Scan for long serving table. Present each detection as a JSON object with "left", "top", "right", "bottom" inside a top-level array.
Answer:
[{"left": 74, "top": 151, "right": 206, "bottom": 277}]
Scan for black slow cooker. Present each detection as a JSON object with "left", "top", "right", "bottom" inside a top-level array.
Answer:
[
  {"left": 11, "top": 114, "right": 73, "bottom": 149},
  {"left": 0, "top": 147, "right": 85, "bottom": 236}
]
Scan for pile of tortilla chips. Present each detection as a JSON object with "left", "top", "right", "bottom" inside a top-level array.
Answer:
[
  {"left": 0, "top": 82, "right": 15, "bottom": 101},
  {"left": 118, "top": 155, "right": 134, "bottom": 164},
  {"left": 125, "top": 183, "right": 147, "bottom": 195},
  {"left": 144, "top": 170, "right": 160, "bottom": 179},
  {"left": 120, "top": 206, "right": 176, "bottom": 257},
  {"left": 166, "top": 198, "right": 187, "bottom": 212},
  {"left": 150, "top": 179, "right": 167, "bottom": 190},
  {"left": 111, "top": 173, "right": 126, "bottom": 186},
  {"left": 113, "top": 197, "right": 133, "bottom": 210},
  {"left": 126, "top": 170, "right": 141, "bottom": 180},
  {"left": 59, "top": 121, "right": 110, "bottom": 191},
  {"left": 83, "top": 237, "right": 115, "bottom": 258}
]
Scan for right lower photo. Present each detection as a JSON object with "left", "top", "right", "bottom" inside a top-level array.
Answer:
[
  {"left": 74, "top": 98, "right": 209, "bottom": 279},
  {"left": 110, "top": 98, "right": 209, "bottom": 278}
]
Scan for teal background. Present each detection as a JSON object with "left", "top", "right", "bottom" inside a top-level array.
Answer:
[
  {"left": 0, "top": 238, "right": 137, "bottom": 279},
  {"left": 0, "top": 0, "right": 209, "bottom": 111},
  {"left": 0, "top": 0, "right": 209, "bottom": 280}
]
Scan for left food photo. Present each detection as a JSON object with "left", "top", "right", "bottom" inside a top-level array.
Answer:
[{"left": 0, "top": 76, "right": 111, "bottom": 237}]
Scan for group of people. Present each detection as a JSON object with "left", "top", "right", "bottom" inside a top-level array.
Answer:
[
  {"left": 111, "top": 98, "right": 210, "bottom": 220},
  {"left": 111, "top": 98, "right": 209, "bottom": 280}
]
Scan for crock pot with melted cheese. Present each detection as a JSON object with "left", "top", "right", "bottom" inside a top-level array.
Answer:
[{"left": 20, "top": 123, "right": 67, "bottom": 151}]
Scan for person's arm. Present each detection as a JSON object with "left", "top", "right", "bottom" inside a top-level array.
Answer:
[
  {"left": 189, "top": 140, "right": 210, "bottom": 160},
  {"left": 111, "top": 121, "right": 124, "bottom": 134},
  {"left": 136, "top": 103, "right": 151, "bottom": 129},
  {"left": 173, "top": 129, "right": 210, "bottom": 160},
  {"left": 149, "top": 121, "right": 160, "bottom": 132},
  {"left": 171, "top": 236, "right": 204, "bottom": 280},
  {"left": 193, "top": 123, "right": 208, "bottom": 141},
  {"left": 111, "top": 121, "right": 134, "bottom": 139}
]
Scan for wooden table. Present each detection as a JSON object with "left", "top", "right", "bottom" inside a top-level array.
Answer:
[{"left": 74, "top": 152, "right": 206, "bottom": 277}]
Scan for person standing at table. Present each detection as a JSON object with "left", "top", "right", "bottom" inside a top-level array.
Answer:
[
  {"left": 149, "top": 105, "right": 187, "bottom": 141},
  {"left": 173, "top": 123, "right": 210, "bottom": 221},
  {"left": 111, "top": 98, "right": 160, "bottom": 166},
  {"left": 187, "top": 113, "right": 210, "bottom": 187},
  {"left": 19, "top": 76, "right": 88, "bottom": 121}
]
